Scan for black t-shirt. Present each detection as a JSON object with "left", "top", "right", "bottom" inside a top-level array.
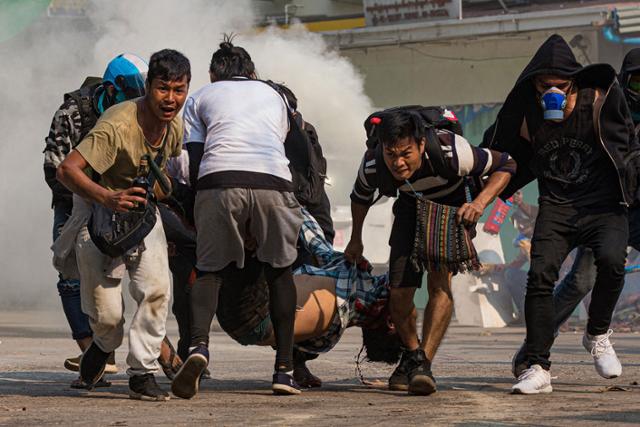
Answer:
[{"left": 528, "top": 87, "right": 620, "bottom": 208}]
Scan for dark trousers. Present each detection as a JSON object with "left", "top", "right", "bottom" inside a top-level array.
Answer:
[
  {"left": 545, "top": 205, "right": 640, "bottom": 335},
  {"left": 169, "top": 253, "right": 193, "bottom": 362},
  {"left": 159, "top": 203, "right": 197, "bottom": 362},
  {"left": 525, "top": 203, "right": 628, "bottom": 370}
]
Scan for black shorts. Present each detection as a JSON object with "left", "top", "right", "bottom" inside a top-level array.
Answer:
[
  {"left": 388, "top": 189, "right": 468, "bottom": 288},
  {"left": 388, "top": 196, "right": 423, "bottom": 288}
]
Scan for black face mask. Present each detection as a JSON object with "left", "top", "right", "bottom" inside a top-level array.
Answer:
[
  {"left": 96, "top": 81, "right": 146, "bottom": 114},
  {"left": 115, "top": 74, "right": 145, "bottom": 100},
  {"left": 624, "top": 86, "right": 640, "bottom": 121}
]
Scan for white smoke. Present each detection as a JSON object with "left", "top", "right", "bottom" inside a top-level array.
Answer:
[
  {"left": 0, "top": 0, "right": 372, "bottom": 308},
  {"left": 241, "top": 25, "right": 373, "bottom": 199}
]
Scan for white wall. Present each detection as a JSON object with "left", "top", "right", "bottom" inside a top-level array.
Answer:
[{"left": 340, "top": 28, "right": 602, "bottom": 108}]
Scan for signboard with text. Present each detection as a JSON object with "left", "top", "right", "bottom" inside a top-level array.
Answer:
[{"left": 363, "top": 0, "right": 461, "bottom": 27}]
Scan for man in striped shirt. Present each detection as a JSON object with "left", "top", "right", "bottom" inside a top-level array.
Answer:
[{"left": 345, "top": 108, "right": 516, "bottom": 395}]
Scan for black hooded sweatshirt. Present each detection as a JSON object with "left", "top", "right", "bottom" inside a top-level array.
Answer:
[
  {"left": 619, "top": 48, "right": 640, "bottom": 126},
  {"left": 481, "top": 34, "right": 639, "bottom": 206},
  {"left": 619, "top": 48, "right": 640, "bottom": 91}
]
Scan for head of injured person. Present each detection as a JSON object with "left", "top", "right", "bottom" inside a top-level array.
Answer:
[
  {"left": 377, "top": 110, "right": 427, "bottom": 181},
  {"left": 209, "top": 35, "right": 256, "bottom": 82},
  {"left": 361, "top": 315, "right": 402, "bottom": 365}
]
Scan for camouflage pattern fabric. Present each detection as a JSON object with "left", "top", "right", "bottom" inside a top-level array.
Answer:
[{"left": 43, "top": 97, "right": 83, "bottom": 205}]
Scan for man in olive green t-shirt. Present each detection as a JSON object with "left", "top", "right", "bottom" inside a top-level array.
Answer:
[{"left": 57, "top": 49, "right": 190, "bottom": 402}]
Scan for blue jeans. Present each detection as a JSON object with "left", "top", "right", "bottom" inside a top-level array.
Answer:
[
  {"left": 504, "top": 267, "right": 527, "bottom": 318},
  {"left": 53, "top": 202, "right": 92, "bottom": 340},
  {"left": 551, "top": 247, "right": 596, "bottom": 333}
]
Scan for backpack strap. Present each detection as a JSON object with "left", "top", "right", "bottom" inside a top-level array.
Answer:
[
  {"left": 423, "top": 127, "right": 458, "bottom": 180},
  {"left": 146, "top": 129, "right": 172, "bottom": 195},
  {"left": 226, "top": 77, "right": 313, "bottom": 175},
  {"left": 64, "top": 80, "right": 101, "bottom": 141}
]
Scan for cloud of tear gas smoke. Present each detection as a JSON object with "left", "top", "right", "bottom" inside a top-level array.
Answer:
[{"left": 0, "top": 0, "right": 372, "bottom": 308}]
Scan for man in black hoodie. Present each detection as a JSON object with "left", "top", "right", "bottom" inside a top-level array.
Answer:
[
  {"left": 510, "top": 47, "right": 640, "bottom": 380},
  {"left": 482, "top": 35, "right": 640, "bottom": 394},
  {"left": 620, "top": 48, "right": 640, "bottom": 128}
]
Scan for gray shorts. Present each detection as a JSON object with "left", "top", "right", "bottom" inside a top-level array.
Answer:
[{"left": 194, "top": 188, "right": 303, "bottom": 272}]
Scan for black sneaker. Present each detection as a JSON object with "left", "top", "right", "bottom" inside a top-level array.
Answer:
[
  {"left": 388, "top": 350, "right": 411, "bottom": 391},
  {"left": 407, "top": 349, "right": 436, "bottom": 396},
  {"left": 272, "top": 372, "right": 302, "bottom": 395},
  {"left": 70, "top": 376, "right": 112, "bottom": 389},
  {"left": 79, "top": 343, "right": 111, "bottom": 390},
  {"left": 129, "top": 373, "right": 170, "bottom": 401},
  {"left": 200, "top": 367, "right": 212, "bottom": 380},
  {"left": 171, "top": 345, "right": 209, "bottom": 399}
]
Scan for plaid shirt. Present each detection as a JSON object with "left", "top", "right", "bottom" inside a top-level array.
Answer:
[{"left": 294, "top": 209, "right": 389, "bottom": 354}]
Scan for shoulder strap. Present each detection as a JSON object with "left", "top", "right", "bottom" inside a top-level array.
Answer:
[
  {"left": 246, "top": 79, "right": 312, "bottom": 171},
  {"left": 64, "top": 82, "right": 101, "bottom": 140},
  {"left": 146, "top": 130, "right": 172, "bottom": 194},
  {"left": 153, "top": 130, "right": 169, "bottom": 165},
  {"left": 424, "top": 128, "right": 458, "bottom": 180}
]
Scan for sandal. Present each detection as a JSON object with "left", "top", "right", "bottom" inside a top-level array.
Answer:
[
  {"left": 293, "top": 363, "right": 322, "bottom": 388},
  {"left": 158, "top": 336, "right": 183, "bottom": 381}
]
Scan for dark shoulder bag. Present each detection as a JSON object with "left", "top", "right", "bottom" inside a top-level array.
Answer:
[{"left": 88, "top": 138, "right": 168, "bottom": 258}]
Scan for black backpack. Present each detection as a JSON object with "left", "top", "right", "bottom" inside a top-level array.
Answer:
[
  {"left": 64, "top": 76, "right": 103, "bottom": 142},
  {"left": 364, "top": 105, "right": 464, "bottom": 198},
  {"left": 284, "top": 116, "right": 327, "bottom": 206},
  {"left": 251, "top": 78, "right": 328, "bottom": 206}
]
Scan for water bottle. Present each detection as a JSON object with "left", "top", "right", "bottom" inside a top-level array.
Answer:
[
  {"left": 483, "top": 197, "right": 513, "bottom": 235},
  {"left": 130, "top": 157, "right": 149, "bottom": 212}
]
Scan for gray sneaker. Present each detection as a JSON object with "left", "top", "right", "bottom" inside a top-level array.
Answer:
[{"left": 582, "top": 329, "right": 622, "bottom": 379}]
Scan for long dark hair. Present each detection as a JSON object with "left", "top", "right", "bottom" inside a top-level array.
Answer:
[
  {"left": 209, "top": 34, "right": 255, "bottom": 81},
  {"left": 360, "top": 318, "right": 402, "bottom": 365}
]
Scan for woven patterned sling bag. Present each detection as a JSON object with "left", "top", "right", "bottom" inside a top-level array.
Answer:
[{"left": 406, "top": 179, "right": 481, "bottom": 274}]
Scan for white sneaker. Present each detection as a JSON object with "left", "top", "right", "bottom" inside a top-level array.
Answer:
[
  {"left": 582, "top": 329, "right": 622, "bottom": 379},
  {"left": 511, "top": 364, "right": 552, "bottom": 395}
]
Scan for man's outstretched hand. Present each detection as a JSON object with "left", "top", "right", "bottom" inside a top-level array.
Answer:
[{"left": 456, "top": 200, "right": 485, "bottom": 227}]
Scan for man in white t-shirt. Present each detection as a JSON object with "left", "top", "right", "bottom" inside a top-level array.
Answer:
[{"left": 171, "top": 38, "right": 303, "bottom": 399}]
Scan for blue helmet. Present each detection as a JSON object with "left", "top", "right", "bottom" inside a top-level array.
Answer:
[{"left": 103, "top": 53, "right": 148, "bottom": 96}]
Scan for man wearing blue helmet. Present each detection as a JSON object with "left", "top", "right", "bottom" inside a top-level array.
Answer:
[
  {"left": 44, "top": 53, "right": 148, "bottom": 383},
  {"left": 99, "top": 53, "right": 148, "bottom": 113}
]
